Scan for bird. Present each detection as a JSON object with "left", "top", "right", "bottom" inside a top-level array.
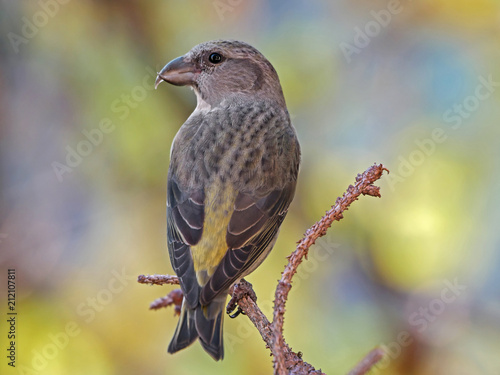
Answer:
[{"left": 155, "top": 40, "right": 300, "bottom": 361}]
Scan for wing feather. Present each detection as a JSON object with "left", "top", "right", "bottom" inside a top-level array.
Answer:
[
  {"left": 200, "top": 181, "right": 296, "bottom": 305},
  {"left": 167, "top": 177, "right": 205, "bottom": 308}
]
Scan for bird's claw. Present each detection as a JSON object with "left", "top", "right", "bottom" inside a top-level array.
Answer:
[
  {"left": 226, "top": 279, "right": 256, "bottom": 318},
  {"left": 228, "top": 306, "right": 244, "bottom": 319}
]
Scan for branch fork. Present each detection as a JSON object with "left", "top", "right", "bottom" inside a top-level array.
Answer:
[{"left": 138, "top": 163, "right": 389, "bottom": 375}]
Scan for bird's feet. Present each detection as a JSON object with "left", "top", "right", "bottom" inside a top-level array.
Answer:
[{"left": 226, "top": 279, "right": 257, "bottom": 318}]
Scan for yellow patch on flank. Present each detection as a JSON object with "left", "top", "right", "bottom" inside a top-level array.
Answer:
[{"left": 191, "top": 180, "right": 236, "bottom": 286}]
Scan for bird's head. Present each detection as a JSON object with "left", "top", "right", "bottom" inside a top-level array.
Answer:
[{"left": 155, "top": 40, "right": 285, "bottom": 108}]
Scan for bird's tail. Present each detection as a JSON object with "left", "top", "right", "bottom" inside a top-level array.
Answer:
[{"left": 168, "top": 297, "right": 225, "bottom": 361}]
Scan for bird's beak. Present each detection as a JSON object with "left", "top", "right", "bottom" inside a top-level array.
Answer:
[{"left": 155, "top": 56, "right": 198, "bottom": 89}]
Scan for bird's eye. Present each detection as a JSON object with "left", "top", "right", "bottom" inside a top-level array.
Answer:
[{"left": 208, "top": 53, "right": 223, "bottom": 64}]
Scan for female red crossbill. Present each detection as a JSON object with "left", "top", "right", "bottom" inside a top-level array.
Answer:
[{"left": 155, "top": 40, "right": 300, "bottom": 360}]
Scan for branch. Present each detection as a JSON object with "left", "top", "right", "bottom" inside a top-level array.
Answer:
[
  {"left": 138, "top": 163, "right": 388, "bottom": 375},
  {"left": 150, "top": 289, "right": 183, "bottom": 312},
  {"left": 347, "top": 348, "right": 385, "bottom": 375},
  {"left": 137, "top": 274, "right": 180, "bottom": 286},
  {"left": 227, "top": 280, "right": 276, "bottom": 350},
  {"left": 272, "top": 164, "right": 388, "bottom": 374},
  {"left": 137, "top": 274, "right": 183, "bottom": 312},
  {"left": 229, "top": 281, "right": 323, "bottom": 374}
]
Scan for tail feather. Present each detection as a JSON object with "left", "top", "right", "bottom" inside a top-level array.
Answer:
[
  {"left": 195, "top": 303, "right": 224, "bottom": 360},
  {"left": 167, "top": 300, "right": 198, "bottom": 353},
  {"left": 168, "top": 298, "right": 225, "bottom": 361}
]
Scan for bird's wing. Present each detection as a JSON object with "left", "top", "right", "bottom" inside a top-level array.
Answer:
[
  {"left": 167, "top": 176, "right": 205, "bottom": 308},
  {"left": 200, "top": 180, "right": 297, "bottom": 305}
]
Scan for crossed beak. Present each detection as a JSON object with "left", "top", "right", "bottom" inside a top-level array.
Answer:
[{"left": 155, "top": 56, "right": 199, "bottom": 89}]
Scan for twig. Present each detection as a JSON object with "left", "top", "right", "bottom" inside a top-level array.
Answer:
[
  {"left": 272, "top": 164, "right": 388, "bottom": 374},
  {"left": 150, "top": 289, "right": 183, "bottom": 313},
  {"left": 137, "top": 274, "right": 180, "bottom": 285},
  {"left": 347, "top": 348, "right": 385, "bottom": 375}
]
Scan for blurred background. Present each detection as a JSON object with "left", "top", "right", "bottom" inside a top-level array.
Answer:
[{"left": 1, "top": 1, "right": 499, "bottom": 374}]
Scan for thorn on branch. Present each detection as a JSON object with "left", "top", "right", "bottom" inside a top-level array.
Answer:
[{"left": 362, "top": 185, "right": 381, "bottom": 198}]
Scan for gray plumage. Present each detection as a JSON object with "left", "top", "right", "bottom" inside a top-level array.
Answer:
[{"left": 156, "top": 40, "right": 300, "bottom": 360}]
